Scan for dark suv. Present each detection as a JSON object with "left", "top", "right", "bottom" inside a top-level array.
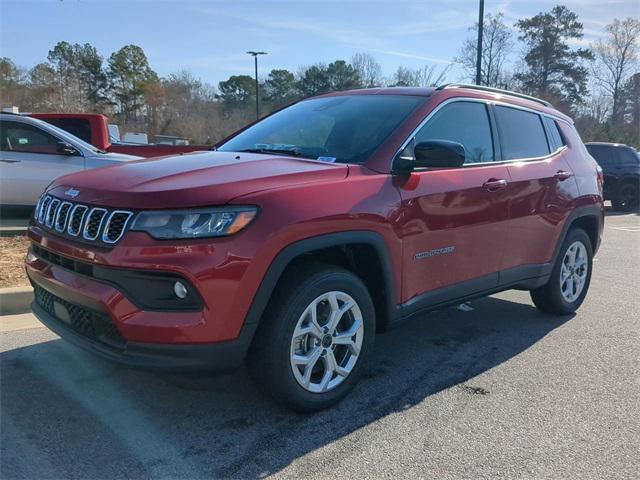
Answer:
[
  {"left": 586, "top": 142, "right": 640, "bottom": 211},
  {"left": 26, "top": 84, "right": 604, "bottom": 411}
]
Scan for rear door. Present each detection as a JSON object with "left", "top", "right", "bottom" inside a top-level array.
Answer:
[
  {"left": 396, "top": 100, "right": 510, "bottom": 305},
  {"left": 495, "top": 106, "right": 578, "bottom": 275},
  {"left": 0, "top": 119, "right": 85, "bottom": 206}
]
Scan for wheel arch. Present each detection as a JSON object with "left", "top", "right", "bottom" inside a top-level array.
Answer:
[
  {"left": 243, "top": 231, "right": 397, "bottom": 333},
  {"left": 553, "top": 205, "right": 603, "bottom": 262}
]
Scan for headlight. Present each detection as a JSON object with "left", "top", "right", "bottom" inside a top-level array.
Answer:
[{"left": 130, "top": 206, "right": 258, "bottom": 239}]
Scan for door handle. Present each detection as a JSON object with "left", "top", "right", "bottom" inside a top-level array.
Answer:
[
  {"left": 0, "top": 159, "right": 21, "bottom": 163},
  {"left": 483, "top": 178, "right": 508, "bottom": 192},
  {"left": 554, "top": 170, "right": 574, "bottom": 181}
]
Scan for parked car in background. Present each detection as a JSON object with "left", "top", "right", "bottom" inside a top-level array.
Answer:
[
  {"left": 30, "top": 113, "right": 214, "bottom": 158},
  {"left": 26, "top": 85, "right": 603, "bottom": 411},
  {"left": 0, "top": 113, "right": 140, "bottom": 208},
  {"left": 585, "top": 142, "right": 640, "bottom": 211}
]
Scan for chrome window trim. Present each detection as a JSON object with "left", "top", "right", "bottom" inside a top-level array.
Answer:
[
  {"left": 82, "top": 207, "right": 108, "bottom": 241},
  {"left": 54, "top": 201, "right": 73, "bottom": 232},
  {"left": 392, "top": 96, "right": 572, "bottom": 171},
  {"left": 101, "top": 210, "right": 134, "bottom": 244},
  {"left": 67, "top": 204, "right": 88, "bottom": 236},
  {"left": 45, "top": 198, "right": 60, "bottom": 228}
]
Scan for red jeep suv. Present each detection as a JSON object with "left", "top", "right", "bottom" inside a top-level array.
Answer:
[{"left": 26, "top": 84, "right": 604, "bottom": 411}]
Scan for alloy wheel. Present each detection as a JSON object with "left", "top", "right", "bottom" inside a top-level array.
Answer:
[
  {"left": 289, "top": 291, "right": 364, "bottom": 393},
  {"left": 560, "top": 240, "right": 589, "bottom": 303}
]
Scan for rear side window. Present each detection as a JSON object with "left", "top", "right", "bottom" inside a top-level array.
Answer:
[
  {"left": 43, "top": 118, "right": 92, "bottom": 144},
  {"left": 586, "top": 145, "right": 617, "bottom": 166},
  {"left": 414, "top": 101, "right": 494, "bottom": 163},
  {"left": 618, "top": 147, "right": 640, "bottom": 165},
  {"left": 495, "top": 106, "right": 550, "bottom": 160},
  {"left": 544, "top": 117, "right": 564, "bottom": 151},
  {"left": 0, "top": 120, "right": 60, "bottom": 154}
]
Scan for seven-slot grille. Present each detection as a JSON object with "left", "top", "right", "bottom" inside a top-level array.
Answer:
[{"left": 34, "top": 194, "right": 133, "bottom": 245}]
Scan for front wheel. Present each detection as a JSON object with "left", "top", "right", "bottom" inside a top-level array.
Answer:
[
  {"left": 530, "top": 228, "right": 593, "bottom": 315},
  {"left": 248, "top": 264, "right": 375, "bottom": 412}
]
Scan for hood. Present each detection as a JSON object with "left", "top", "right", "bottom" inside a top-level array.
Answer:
[
  {"left": 47, "top": 151, "right": 348, "bottom": 209},
  {"left": 93, "top": 151, "right": 141, "bottom": 162}
]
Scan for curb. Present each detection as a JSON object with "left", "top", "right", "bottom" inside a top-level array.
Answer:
[
  {"left": 0, "top": 286, "right": 33, "bottom": 316},
  {"left": 0, "top": 226, "right": 28, "bottom": 237}
]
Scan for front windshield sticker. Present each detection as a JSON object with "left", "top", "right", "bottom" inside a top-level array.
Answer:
[
  {"left": 255, "top": 143, "right": 297, "bottom": 151},
  {"left": 317, "top": 156, "right": 337, "bottom": 163}
]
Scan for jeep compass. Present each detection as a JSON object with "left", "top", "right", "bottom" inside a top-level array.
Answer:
[{"left": 26, "top": 84, "right": 604, "bottom": 411}]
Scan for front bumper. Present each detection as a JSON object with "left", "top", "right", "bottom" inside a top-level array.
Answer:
[{"left": 30, "top": 290, "right": 256, "bottom": 372}]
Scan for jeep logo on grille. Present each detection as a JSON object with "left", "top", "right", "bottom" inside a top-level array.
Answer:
[{"left": 64, "top": 188, "right": 80, "bottom": 198}]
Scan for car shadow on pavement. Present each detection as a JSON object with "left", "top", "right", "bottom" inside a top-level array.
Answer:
[{"left": 1, "top": 295, "right": 572, "bottom": 479}]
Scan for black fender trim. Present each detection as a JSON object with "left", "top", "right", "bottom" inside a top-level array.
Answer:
[
  {"left": 551, "top": 204, "right": 604, "bottom": 261},
  {"left": 243, "top": 231, "right": 397, "bottom": 329}
]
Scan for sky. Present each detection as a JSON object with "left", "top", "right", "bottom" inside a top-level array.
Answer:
[{"left": 1, "top": 0, "right": 638, "bottom": 87}]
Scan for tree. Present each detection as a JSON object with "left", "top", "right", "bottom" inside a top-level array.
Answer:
[
  {"left": 298, "top": 64, "right": 331, "bottom": 97},
  {"left": 263, "top": 69, "right": 298, "bottom": 105},
  {"left": 326, "top": 60, "right": 361, "bottom": 91},
  {"left": 621, "top": 73, "right": 640, "bottom": 142},
  {"left": 515, "top": 5, "right": 593, "bottom": 105},
  {"left": 29, "top": 63, "right": 58, "bottom": 111},
  {"left": 591, "top": 18, "right": 640, "bottom": 124},
  {"left": 351, "top": 52, "right": 383, "bottom": 87},
  {"left": 389, "top": 64, "right": 450, "bottom": 87},
  {"left": 0, "top": 57, "right": 24, "bottom": 106},
  {"left": 108, "top": 45, "right": 158, "bottom": 122},
  {"left": 299, "top": 60, "right": 361, "bottom": 97},
  {"left": 456, "top": 13, "right": 513, "bottom": 87},
  {"left": 217, "top": 75, "right": 256, "bottom": 107}
]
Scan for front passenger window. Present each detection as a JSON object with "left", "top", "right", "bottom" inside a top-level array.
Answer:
[
  {"left": 414, "top": 101, "right": 494, "bottom": 164},
  {"left": 0, "top": 120, "right": 61, "bottom": 154}
]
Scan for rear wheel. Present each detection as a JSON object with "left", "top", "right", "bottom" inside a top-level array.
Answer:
[
  {"left": 612, "top": 182, "right": 639, "bottom": 211},
  {"left": 530, "top": 228, "right": 593, "bottom": 315},
  {"left": 248, "top": 264, "right": 375, "bottom": 412}
]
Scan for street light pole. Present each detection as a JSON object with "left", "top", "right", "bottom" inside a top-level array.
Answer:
[
  {"left": 475, "top": 0, "right": 485, "bottom": 85},
  {"left": 247, "top": 51, "right": 267, "bottom": 120}
]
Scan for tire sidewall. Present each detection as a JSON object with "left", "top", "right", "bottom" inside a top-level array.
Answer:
[{"left": 265, "top": 268, "right": 375, "bottom": 412}]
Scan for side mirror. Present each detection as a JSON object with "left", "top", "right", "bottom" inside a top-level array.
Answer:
[
  {"left": 394, "top": 140, "right": 466, "bottom": 173},
  {"left": 56, "top": 141, "right": 79, "bottom": 156}
]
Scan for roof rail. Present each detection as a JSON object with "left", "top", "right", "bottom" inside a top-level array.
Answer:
[{"left": 436, "top": 83, "right": 552, "bottom": 107}]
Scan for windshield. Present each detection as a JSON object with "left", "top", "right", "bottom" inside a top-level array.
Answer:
[{"left": 218, "top": 95, "right": 425, "bottom": 164}]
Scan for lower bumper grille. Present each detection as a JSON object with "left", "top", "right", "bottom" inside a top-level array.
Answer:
[{"left": 33, "top": 284, "right": 125, "bottom": 349}]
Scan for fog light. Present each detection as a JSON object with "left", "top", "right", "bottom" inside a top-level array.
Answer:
[{"left": 174, "top": 281, "right": 188, "bottom": 299}]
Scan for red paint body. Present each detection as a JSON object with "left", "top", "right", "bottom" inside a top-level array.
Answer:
[
  {"left": 30, "top": 113, "right": 212, "bottom": 157},
  {"left": 26, "top": 87, "right": 604, "bottom": 358}
]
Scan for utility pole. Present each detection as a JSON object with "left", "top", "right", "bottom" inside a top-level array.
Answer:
[
  {"left": 247, "top": 51, "right": 267, "bottom": 120},
  {"left": 475, "top": 0, "right": 485, "bottom": 85}
]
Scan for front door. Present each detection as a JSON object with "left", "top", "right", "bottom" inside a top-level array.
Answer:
[
  {"left": 395, "top": 100, "right": 510, "bottom": 306},
  {"left": 0, "top": 119, "right": 85, "bottom": 206}
]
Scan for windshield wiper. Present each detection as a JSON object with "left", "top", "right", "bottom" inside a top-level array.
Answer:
[{"left": 237, "top": 147, "right": 304, "bottom": 158}]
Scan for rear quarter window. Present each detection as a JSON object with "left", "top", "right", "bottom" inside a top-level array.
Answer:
[
  {"left": 544, "top": 117, "right": 565, "bottom": 151},
  {"left": 495, "top": 106, "right": 550, "bottom": 160}
]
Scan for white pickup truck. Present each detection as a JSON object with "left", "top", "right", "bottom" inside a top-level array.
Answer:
[{"left": 0, "top": 113, "right": 141, "bottom": 209}]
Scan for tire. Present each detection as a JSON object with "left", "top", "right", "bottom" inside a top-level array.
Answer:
[
  {"left": 247, "top": 263, "right": 375, "bottom": 412},
  {"left": 530, "top": 228, "right": 593, "bottom": 315},
  {"left": 612, "top": 182, "right": 639, "bottom": 212}
]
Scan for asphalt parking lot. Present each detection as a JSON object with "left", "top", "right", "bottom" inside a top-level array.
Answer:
[{"left": 1, "top": 209, "right": 638, "bottom": 479}]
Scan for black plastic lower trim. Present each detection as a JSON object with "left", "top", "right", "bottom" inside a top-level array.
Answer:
[
  {"left": 31, "top": 244, "right": 203, "bottom": 312},
  {"left": 31, "top": 301, "right": 256, "bottom": 373},
  {"left": 389, "top": 263, "right": 553, "bottom": 326}
]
